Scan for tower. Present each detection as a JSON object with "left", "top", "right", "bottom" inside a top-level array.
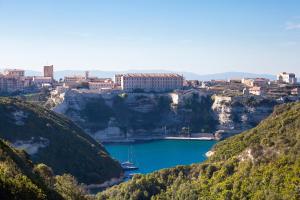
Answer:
[
  {"left": 85, "top": 71, "right": 89, "bottom": 80},
  {"left": 44, "top": 65, "right": 54, "bottom": 79}
]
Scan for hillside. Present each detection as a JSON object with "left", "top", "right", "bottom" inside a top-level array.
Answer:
[
  {"left": 0, "top": 139, "right": 63, "bottom": 200},
  {"left": 98, "top": 102, "right": 300, "bottom": 199},
  {"left": 0, "top": 97, "right": 122, "bottom": 185}
]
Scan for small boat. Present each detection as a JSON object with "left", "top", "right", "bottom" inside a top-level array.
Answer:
[{"left": 121, "top": 161, "right": 139, "bottom": 171}]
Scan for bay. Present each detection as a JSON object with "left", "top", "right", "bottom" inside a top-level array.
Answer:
[{"left": 105, "top": 139, "right": 216, "bottom": 174}]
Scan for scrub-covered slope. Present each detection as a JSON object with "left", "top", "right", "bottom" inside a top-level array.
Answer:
[
  {"left": 0, "top": 139, "right": 63, "bottom": 200},
  {"left": 98, "top": 102, "right": 300, "bottom": 200},
  {"left": 0, "top": 98, "right": 122, "bottom": 185}
]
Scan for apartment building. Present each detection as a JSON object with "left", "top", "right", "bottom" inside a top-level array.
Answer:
[
  {"left": 277, "top": 72, "right": 297, "bottom": 84},
  {"left": 121, "top": 73, "right": 184, "bottom": 92}
]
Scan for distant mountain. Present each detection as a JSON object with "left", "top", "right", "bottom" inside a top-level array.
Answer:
[
  {"left": 195, "top": 71, "right": 276, "bottom": 81},
  {"left": 26, "top": 69, "right": 276, "bottom": 81}
]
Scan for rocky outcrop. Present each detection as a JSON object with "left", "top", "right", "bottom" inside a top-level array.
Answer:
[{"left": 212, "top": 95, "right": 278, "bottom": 139}]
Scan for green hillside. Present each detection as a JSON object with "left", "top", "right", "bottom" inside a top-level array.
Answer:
[
  {"left": 0, "top": 139, "right": 63, "bottom": 200},
  {"left": 98, "top": 102, "right": 300, "bottom": 200},
  {"left": 0, "top": 97, "right": 122, "bottom": 185}
]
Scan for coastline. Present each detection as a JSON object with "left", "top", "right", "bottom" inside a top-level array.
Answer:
[{"left": 100, "top": 134, "right": 216, "bottom": 144}]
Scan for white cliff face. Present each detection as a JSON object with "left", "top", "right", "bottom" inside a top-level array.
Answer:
[
  {"left": 50, "top": 88, "right": 278, "bottom": 141},
  {"left": 50, "top": 89, "right": 214, "bottom": 142},
  {"left": 212, "top": 95, "right": 277, "bottom": 135},
  {"left": 13, "top": 137, "right": 49, "bottom": 155},
  {"left": 212, "top": 96, "right": 234, "bottom": 130}
]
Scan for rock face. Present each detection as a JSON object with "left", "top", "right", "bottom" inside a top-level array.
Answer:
[
  {"left": 0, "top": 97, "right": 123, "bottom": 185},
  {"left": 51, "top": 89, "right": 283, "bottom": 141},
  {"left": 212, "top": 95, "right": 278, "bottom": 139},
  {"left": 51, "top": 89, "right": 217, "bottom": 141}
]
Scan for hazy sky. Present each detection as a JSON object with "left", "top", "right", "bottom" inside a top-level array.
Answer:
[{"left": 0, "top": 0, "right": 300, "bottom": 75}]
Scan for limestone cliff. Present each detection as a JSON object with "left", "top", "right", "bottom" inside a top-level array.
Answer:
[
  {"left": 51, "top": 89, "right": 216, "bottom": 141},
  {"left": 51, "top": 89, "right": 290, "bottom": 141},
  {"left": 212, "top": 95, "right": 278, "bottom": 139}
]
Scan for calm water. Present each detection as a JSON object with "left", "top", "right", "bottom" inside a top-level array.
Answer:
[{"left": 105, "top": 140, "right": 216, "bottom": 174}]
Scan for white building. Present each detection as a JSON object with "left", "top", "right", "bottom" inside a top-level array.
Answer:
[
  {"left": 32, "top": 76, "right": 52, "bottom": 86},
  {"left": 114, "top": 74, "right": 123, "bottom": 86},
  {"left": 277, "top": 72, "right": 297, "bottom": 84},
  {"left": 249, "top": 86, "right": 264, "bottom": 96},
  {"left": 120, "top": 73, "right": 184, "bottom": 92}
]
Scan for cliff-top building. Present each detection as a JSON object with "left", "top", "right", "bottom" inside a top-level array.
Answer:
[
  {"left": 277, "top": 72, "right": 297, "bottom": 84},
  {"left": 43, "top": 65, "right": 54, "bottom": 79},
  {"left": 120, "top": 73, "right": 184, "bottom": 92},
  {"left": 3, "top": 69, "right": 25, "bottom": 77}
]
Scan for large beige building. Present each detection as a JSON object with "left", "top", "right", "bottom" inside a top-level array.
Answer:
[
  {"left": 120, "top": 73, "right": 184, "bottom": 92},
  {"left": 44, "top": 65, "right": 54, "bottom": 79}
]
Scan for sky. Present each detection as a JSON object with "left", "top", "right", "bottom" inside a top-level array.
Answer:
[{"left": 0, "top": 0, "right": 300, "bottom": 75}]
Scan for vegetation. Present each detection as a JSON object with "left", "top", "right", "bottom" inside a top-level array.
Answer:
[
  {"left": 0, "top": 139, "right": 62, "bottom": 200},
  {"left": 98, "top": 102, "right": 300, "bottom": 199},
  {"left": 0, "top": 139, "right": 93, "bottom": 200},
  {"left": 0, "top": 97, "right": 122, "bottom": 185}
]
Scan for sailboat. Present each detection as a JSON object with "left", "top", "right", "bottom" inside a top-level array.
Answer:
[{"left": 121, "top": 145, "right": 139, "bottom": 171}]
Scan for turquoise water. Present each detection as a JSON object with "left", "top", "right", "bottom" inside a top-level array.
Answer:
[{"left": 105, "top": 140, "right": 216, "bottom": 174}]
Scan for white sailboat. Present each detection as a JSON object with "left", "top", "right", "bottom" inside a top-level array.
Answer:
[{"left": 121, "top": 145, "right": 138, "bottom": 171}]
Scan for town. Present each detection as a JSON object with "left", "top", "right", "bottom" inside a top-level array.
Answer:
[{"left": 0, "top": 65, "right": 299, "bottom": 101}]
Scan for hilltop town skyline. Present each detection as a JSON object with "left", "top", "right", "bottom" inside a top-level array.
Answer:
[{"left": 1, "top": 0, "right": 300, "bottom": 75}]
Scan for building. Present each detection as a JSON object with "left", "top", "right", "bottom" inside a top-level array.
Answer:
[
  {"left": 88, "top": 79, "right": 114, "bottom": 90},
  {"left": 242, "top": 78, "right": 269, "bottom": 87},
  {"left": 120, "top": 73, "right": 184, "bottom": 92},
  {"left": 277, "top": 72, "right": 297, "bottom": 84},
  {"left": 32, "top": 76, "right": 53, "bottom": 86},
  {"left": 64, "top": 75, "right": 85, "bottom": 83},
  {"left": 114, "top": 74, "right": 123, "bottom": 86},
  {"left": 228, "top": 79, "right": 242, "bottom": 84},
  {"left": 43, "top": 65, "right": 54, "bottom": 79},
  {"left": 0, "top": 75, "right": 24, "bottom": 93},
  {"left": 3, "top": 69, "right": 25, "bottom": 77},
  {"left": 291, "top": 88, "right": 300, "bottom": 96},
  {"left": 249, "top": 86, "right": 264, "bottom": 96},
  {"left": 85, "top": 71, "right": 89, "bottom": 80}
]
